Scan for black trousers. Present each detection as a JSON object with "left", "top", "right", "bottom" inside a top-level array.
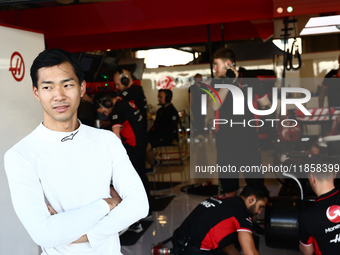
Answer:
[{"left": 126, "top": 147, "right": 152, "bottom": 215}]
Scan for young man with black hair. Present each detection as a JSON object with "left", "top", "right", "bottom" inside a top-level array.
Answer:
[
  {"left": 114, "top": 68, "right": 148, "bottom": 128},
  {"left": 95, "top": 92, "right": 152, "bottom": 229},
  {"left": 171, "top": 184, "right": 269, "bottom": 255},
  {"left": 4, "top": 48, "right": 148, "bottom": 255},
  {"left": 210, "top": 48, "right": 272, "bottom": 198},
  {"left": 299, "top": 156, "right": 340, "bottom": 255}
]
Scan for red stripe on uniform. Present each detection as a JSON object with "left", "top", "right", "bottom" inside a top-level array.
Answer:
[
  {"left": 200, "top": 217, "right": 240, "bottom": 250},
  {"left": 312, "top": 236, "right": 321, "bottom": 255},
  {"left": 315, "top": 190, "right": 339, "bottom": 202}
]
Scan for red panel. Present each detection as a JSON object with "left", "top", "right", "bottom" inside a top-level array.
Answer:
[
  {"left": 250, "top": 19, "right": 273, "bottom": 41},
  {"left": 273, "top": 0, "right": 340, "bottom": 18},
  {"left": 3, "top": 0, "right": 339, "bottom": 51},
  {"left": 0, "top": 22, "right": 43, "bottom": 34},
  {"left": 0, "top": 0, "right": 272, "bottom": 39},
  {"left": 46, "top": 22, "right": 260, "bottom": 52}
]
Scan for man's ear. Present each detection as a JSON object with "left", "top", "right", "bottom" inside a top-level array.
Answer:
[
  {"left": 224, "top": 59, "right": 232, "bottom": 68},
  {"left": 80, "top": 80, "right": 86, "bottom": 98},
  {"left": 32, "top": 86, "right": 40, "bottom": 102},
  {"left": 248, "top": 195, "right": 256, "bottom": 205},
  {"left": 309, "top": 173, "right": 316, "bottom": 186}
]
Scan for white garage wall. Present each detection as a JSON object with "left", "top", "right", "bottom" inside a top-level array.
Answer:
[{"left": 0, "top": 24, "right": 45, "bottom": 255}]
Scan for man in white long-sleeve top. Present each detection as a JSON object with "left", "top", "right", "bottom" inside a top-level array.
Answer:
[{"left": 4, "top": 48, "right": 149, "bottom": 255}]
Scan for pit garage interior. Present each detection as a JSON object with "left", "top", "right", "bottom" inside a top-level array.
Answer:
[{"left": 2, "top": 0, "right": 340, "bottom": 254}]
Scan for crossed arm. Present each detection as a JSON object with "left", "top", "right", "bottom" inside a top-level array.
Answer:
[
  {"left": 46, "top": 186, "right": 122, "bottom": 244},
  {"left": 5, "top": 135, "right": 148, "bottom": 249}
]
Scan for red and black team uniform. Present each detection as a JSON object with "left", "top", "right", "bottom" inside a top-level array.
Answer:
[
  {"left": 322, "top": 70, "right": 340, "bottom": 107},
  {"left": 172, "top": 196, "right": 252, "bottom": 255},
  {"left": 149, "top": 103, "right": 179, "bottom": 148},
  {"left": 216, "top": 69, "right": 266, "bottom": 193},
  {"left": 299, "top": 188, "right": 340, "bottom": 255},
  {"left": 110, "top": 98, "right": 147, "bottom": 151},
  {"left": 119, "top": 83, "right": 148, "bottom": 129},
  {"left": 110, "top": 98, "right": 151, "bottom": 212}
]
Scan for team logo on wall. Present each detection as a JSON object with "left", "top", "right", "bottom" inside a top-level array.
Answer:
[
  {"left": 326, "top": 205, "right": 340, "bottom": 223},
  {"left": 157, "top": 76, "right": 176, "bottom": 90},
  {"left": 9, "top": 52, "right": 25, "bottom": 82}
]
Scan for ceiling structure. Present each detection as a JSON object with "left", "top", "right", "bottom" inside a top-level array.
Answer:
[{"left": 0, "top": 0, "right": 340, "bottom": 53}]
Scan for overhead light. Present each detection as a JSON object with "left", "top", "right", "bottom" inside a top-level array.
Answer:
[
  {"left": 300, "top": 15, "right": 340, "bottom": 36},
  {"left": 277, "top": 7, "right": 283, "bottom": 14},
  {"left": 305, "top": 15, "right": 340, "bottom": 28},
  {"left": 300, "top": 26, "right": 340, "bottom": 36}
]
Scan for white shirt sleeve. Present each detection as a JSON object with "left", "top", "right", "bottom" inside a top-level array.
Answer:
[
  {"left": 4, "top": 150, "right": 110, "bottom": 249},
  {"left": 87, "top": 135, "right": 149, "bottom": 248}
]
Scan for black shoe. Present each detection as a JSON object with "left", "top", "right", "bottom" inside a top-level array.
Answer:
[
  {"left": 252, "top": 222, "right": 265, "bottom": 237},
  {"left": 146, "top": 158, "right": 160, "bottom": 175},
  {"left": 145, "top": 166, "right": 155, "bottom": 174},
  {"left": 128, "top": 222, "right": 143, "bottom": 233}
]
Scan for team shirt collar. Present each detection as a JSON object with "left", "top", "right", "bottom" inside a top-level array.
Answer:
[
  {"left": 315, "top": 188, "right": 339, "bottom": 202},
  {"left": 36, "top": 120, "right": 83, "bottom": 143}
]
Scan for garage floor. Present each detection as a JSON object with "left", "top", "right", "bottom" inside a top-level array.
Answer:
[{"left": 121, "top": 138, "right": 304, "bottom": 254}]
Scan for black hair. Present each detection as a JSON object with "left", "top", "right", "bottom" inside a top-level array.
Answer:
[
  {"left": 158, "top": 89, "right": 173, "bottom": 102},
  {"left": 239, "top": 184, "right": 270, "bottom": 201},
  {"left": 213, "top": 48, "right": 236, "bottom": 63},
  {"left": 30, "top": 48, "right": 84, "bottom": 88}
]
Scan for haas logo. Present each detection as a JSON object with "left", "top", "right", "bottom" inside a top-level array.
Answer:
[
  {"left": 129, "top": 101, "right": 137, "bottom": 109},
  {"left": 9, "top": 52, "right": 25, "bottom": 82},
  {"left": 326, "top": 205, "right": 340, "bottom": 223}
]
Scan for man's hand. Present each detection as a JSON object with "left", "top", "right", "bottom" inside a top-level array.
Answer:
[
  {"left": 103, "top": 186, "right": 122, "bottom": 211},
  {"left": 72, "top": 235, "right": 88, "bottom": 244},
  {"left": 46, "top": 203, "right": 57, "bottom": 215}
]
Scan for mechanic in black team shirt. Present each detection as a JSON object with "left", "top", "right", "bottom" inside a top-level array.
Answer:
[
  {"left": 172, "top": 184, "right": 269, "bottom": 255},
  {"left": 114, "top": 68, "right": 148, "bottom": 129},
  {"left": 319, "top": 54, "right": 340, "bottom": 108},
  {"left": 210, "top": 48, "right": 272, "bottom": 198},
  {"left": 95, "top": 92, "right": 151, "bottom": 232},
  {"left": 149, "top": 89, "right": 179, "bottom": 147},
  {"left": 145, "top": 89, "right": 179, "bottom": 172},
  {"left": 299, "top": 157, "right": 340, "bottom": 255}
]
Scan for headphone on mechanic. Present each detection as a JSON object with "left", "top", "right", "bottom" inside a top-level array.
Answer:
[
  {"left": 96, "top": 97, "right": 113, "bottom": 108},
  {"left": 118, "top": 69, "right": 130, "bottom": 87},
  {"left": 159, "top": 89, "right": 172, "bottom": 103}
]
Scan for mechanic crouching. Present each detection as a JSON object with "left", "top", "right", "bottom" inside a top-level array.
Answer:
[{"left": 161, "top": 184, "right": 269, "bottom": 255}]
